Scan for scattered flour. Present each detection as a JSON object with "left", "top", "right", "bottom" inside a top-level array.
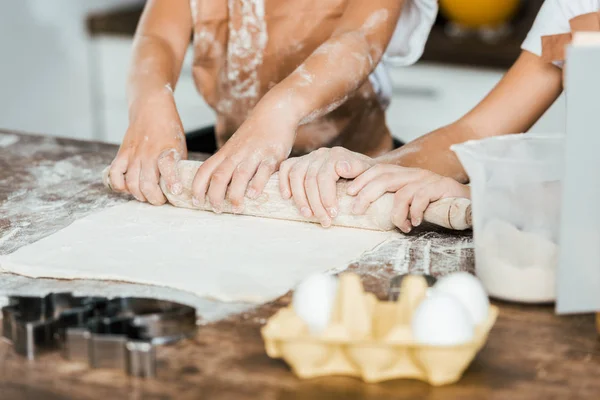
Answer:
[
  {"left": 352, "top": 232, "right": 474, "bottom": 282},
  {"left": 217, "top": 0, "right": 268, "bottom": 116},
  {"left": 0, "top": 133, "right": 19, "bottom": 148},
  {"left": 0, "top": 154, "right": 127, "bottom": 255},
  {"left": 190, "top": 0, "right": 198, "bottom": 22},
  {"left": 293, "top": 64, "right": 314, "bottom": 86},
  {"left": 362, "top": 9, "right": 389, "bottom": 34},
  {"left": 194, "top": 28, "right": 223, "bottom": 59}
]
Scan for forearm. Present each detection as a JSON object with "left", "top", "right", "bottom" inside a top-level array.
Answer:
[
  {"left": 376, "top": 51, "right": 564, "bottom": 182},
  {"left": 377, "top": 120, "right": 477, "bottom": 182},
  {"left": 127, "top": 35, "right": 183, "bottom": 120},
  {"left": 255, "top": 1, "right": 403, "bottom": 126},
  {"left": 126, "top": 0, "right": 192, "bottom": 122},
  {"left": 265, "top": 31, "right": 383, "bottom": 124}
]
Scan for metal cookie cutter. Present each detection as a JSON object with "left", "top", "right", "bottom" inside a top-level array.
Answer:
[
  {"left": 388, "top": 274, "right": 438, "bottom": 301},
  {"left": 2, "top": 293, "right": 104, "bottom": 359},
  {"left": 1, "top": 293, "right": 197, "bottom": 378}
]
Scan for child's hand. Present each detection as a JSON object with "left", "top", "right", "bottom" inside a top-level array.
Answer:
[
  {"left": 280, "top": 154, "right": 470, "bottom": 231},
  {"left": 385, "top": 168, "right": 470, "bottom": 233},
  {"left": 191, "top": 105, "right": 296, "bottom": 213},
  {"left": 278, "top": 147, "right": 375, "bottom": 227},
  {"left": 343, "top": 164, "right": 469, "bottom": 232},
  {"left": 107, "top": 94, "right": 187, "bottom": 206}
]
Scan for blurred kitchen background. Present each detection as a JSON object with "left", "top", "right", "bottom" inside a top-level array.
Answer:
[{"left": 0, "top": 0, "right": 564, "bottom": 145}]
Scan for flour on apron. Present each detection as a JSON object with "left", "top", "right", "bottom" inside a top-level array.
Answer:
[{"left": 190, "top": 0, "right": 393, "bottom": 156}]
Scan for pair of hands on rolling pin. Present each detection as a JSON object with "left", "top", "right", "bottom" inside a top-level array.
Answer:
[
  {"left": 107, "top": 83, "right": 297, "bottom": 210},
  {"left": 278, "top": 147, "right": 470, "bottom": 233},
  {"left": 108, "top": 95, "right": 296, "bottom": 210}
]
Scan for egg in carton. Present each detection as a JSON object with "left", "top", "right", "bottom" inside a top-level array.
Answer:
[{"left": 261, "top": 273, "right": 499, "bottom": 386}]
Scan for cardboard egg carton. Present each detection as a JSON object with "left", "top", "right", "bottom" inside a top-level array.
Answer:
[{"left": 261, "top": 273, "right": 498, "bottom": 385}]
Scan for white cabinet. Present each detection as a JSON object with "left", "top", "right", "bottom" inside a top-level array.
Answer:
[
  {"left": 91, "top": 37, "right": 215, "bottom": 144},
  {"left": 386, "top": 63, "right": 504, "bottom": 143},
  {"left": 386, "top": 63, "right": 566, "bottom": 143},
  {"left": 0, "top": 0, "right": 145, "bottom": 141}
]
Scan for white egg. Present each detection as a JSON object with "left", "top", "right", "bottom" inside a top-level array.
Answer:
[
  {"left": 292, "top": 273, "right": 338, "bottom": 335},
  {"left": 412, "top": 293, "right": 475, "bottom": 346},
  {"left": 433, "top": 272, "right": 489, "bottom": 325}
]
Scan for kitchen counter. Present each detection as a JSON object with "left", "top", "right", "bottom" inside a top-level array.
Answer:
[{"left": 0, "top": 131, "right": 599, "bottom": 399}]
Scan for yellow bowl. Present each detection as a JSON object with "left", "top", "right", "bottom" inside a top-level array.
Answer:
[{"left": 439, "top": 0, "right": 521, "bottom": 29}]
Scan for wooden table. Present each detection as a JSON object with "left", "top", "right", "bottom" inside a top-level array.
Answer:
[{"left": 0, "top": 131, "right": 599, "bottom": 400}]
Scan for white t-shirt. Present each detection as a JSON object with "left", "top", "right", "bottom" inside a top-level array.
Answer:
[
  {"left": 522, "top": 0, "right": 600, "bottom": 65},
  {"left": 369, "top": 0, "right": 439, "bottom": 108}
]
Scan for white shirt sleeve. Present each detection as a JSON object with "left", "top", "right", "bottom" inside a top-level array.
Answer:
[
  {"left": 383, "top": 0, "right": 438, "bottom": 66},
  {"left": 522, "top": 0, "right": 600, "bottom": 58}
]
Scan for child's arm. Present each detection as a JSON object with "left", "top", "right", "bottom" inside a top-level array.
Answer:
[
  {"left": 191, "top": 0, "right": 405, "bottom": 216},
  {"left": 379, "top": 50, "right": 564, "bottom": 180},
  {"left": 108, "top": 0, "right": 192, "bottom": 205},
  {"left": 279, "top": 50, "right": 564, "bottom": 226}
]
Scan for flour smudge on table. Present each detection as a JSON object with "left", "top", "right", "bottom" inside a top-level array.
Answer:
[
  {"left": 0, "top": 133, "right": 19, "bottom": 148},
  {"left": 0, "top": 135, "right": 127, "bottom": 255},
  {"left": 348, "top": 229, "right": 474, "bottom": 297}
]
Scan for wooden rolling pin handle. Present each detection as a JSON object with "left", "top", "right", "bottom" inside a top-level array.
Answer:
[
  {"left": 596, "top": 312, "right": 600, "bottom": 335},
  {"left": 422, "top": 197, "right": 472, "bottom": 231}
]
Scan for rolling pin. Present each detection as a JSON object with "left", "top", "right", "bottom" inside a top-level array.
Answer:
[{"left": 102, "top": 161, "right": 472, "bottom": 231}]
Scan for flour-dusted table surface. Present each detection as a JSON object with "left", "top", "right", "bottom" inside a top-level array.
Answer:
[{"left": 0, "top": 130, "right": 598, "bottom": 400}]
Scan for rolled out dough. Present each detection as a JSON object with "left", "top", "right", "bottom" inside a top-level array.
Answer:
[{"left": 0, "top": 202, "right": 391, "bottom": 303}]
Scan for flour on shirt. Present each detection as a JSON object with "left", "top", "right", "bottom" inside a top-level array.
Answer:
[{"left": 216, "top": 0, "right": 268, "bottom": 117}]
